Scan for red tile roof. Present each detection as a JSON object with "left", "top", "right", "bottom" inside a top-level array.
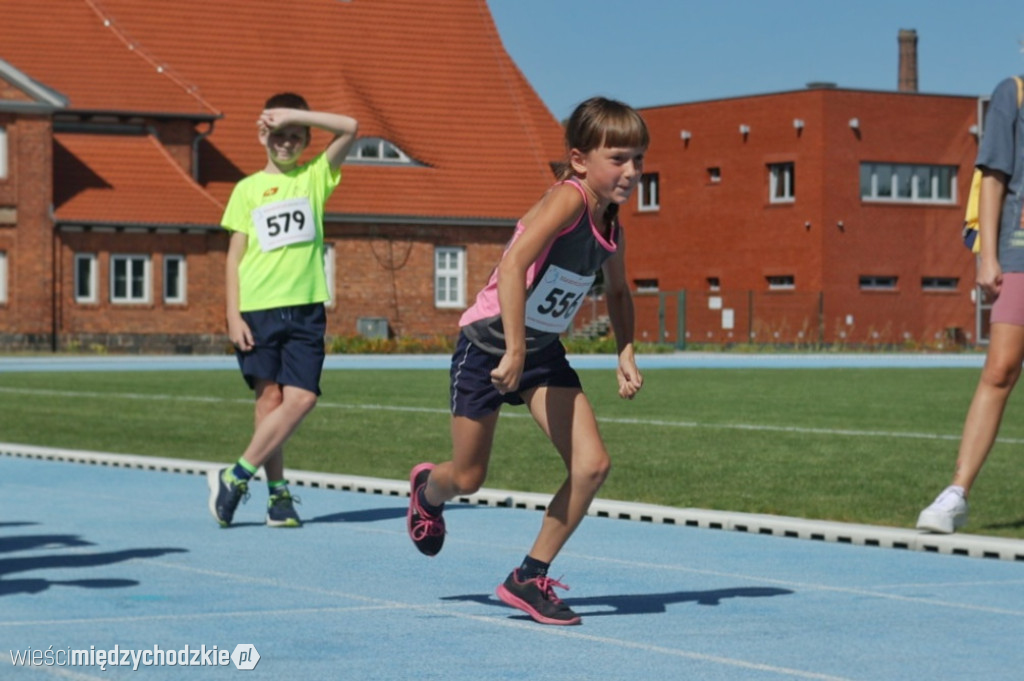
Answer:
[
  {"left": 1, "top": 0, "right": 218, "bottom": 116},
  {"left": 54, "top": 133, "right": 224, "bottom": 226},
  {"left": 2, "top": 0, "right": 565, "bottom": 223}
]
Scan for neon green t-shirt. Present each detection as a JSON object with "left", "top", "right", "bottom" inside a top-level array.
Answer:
[{"left": 221, "top": 152, "right": 341, "bottom": 312}]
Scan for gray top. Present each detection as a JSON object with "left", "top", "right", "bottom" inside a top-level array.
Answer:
[{"left": 976, "top": 76, "right": 1024, "bottom": 270}]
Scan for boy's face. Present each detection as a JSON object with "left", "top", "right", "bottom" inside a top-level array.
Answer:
[{"left": 260, "top": 124, "right": 309, "bottom": 169}]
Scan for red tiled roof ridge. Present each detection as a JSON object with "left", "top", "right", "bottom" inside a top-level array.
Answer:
[
  {"left": 82, "top": 0, "right": 221, "bottom": 116},
  {"left": 472, "top": 2, "right": 557, "bottom": 184}
]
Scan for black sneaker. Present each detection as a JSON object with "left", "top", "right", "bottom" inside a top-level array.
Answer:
[
  {"left": 207, "top": 468, "right": 249, "bottom": 527},
  {"left": 266, "top": 489, "right": 302, "bottom": 528},
  {"left": 495, "top": 570, "right": 581, "bottom": 625},
  {"left": 407, "top": 463, "right": 445, "bottom": 556}
]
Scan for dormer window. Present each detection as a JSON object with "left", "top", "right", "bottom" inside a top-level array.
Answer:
[{"left": 347, "top": 137, "right": 418, "bottom": 165}]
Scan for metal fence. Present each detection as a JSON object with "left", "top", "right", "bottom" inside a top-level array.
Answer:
[{"left": 572, "top": 290, "right": 974, "bottom": 350}]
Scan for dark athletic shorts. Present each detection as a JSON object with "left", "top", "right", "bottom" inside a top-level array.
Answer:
[
  {"left": 449, "top": 331, "right": 582, "bottom": 418},
  {"left": 235, "top": 303, "right": 326, "bottom": 395}
]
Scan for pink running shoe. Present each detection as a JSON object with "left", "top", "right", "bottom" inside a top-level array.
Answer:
[
  {"left": 496, "top": 570, "right": 581, "bottom": 625},
  {"left": 407, "top": 463, "right": 445, "bottom": 556}
]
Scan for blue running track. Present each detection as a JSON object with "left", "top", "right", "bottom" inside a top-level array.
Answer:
[{"left": 2, "top": 445, "right": 1023, "bottom": 681}]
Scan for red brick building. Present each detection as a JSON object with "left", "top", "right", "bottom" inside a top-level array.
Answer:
[
  {"left": 0, "top": 11, "right": 989, "bottom": 353},
  {"left": 0, "top": 0, "right": 563, "bottom": 352},
  {"left": 626, "top": 83, "right": 981, "bottom": 348}
]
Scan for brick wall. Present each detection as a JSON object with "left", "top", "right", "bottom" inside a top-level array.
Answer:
[
  {"left": 629, "top": 89, "right": 979, "bottom": 346},
  {"left": 0, "top": 113, "right": 55, "bottom": 346},
  {"left": 33, "top": 220, "right": 514, "bottom": 353},
  {"left": 328, "top": 222, "right": 508, "bottom": 339}
]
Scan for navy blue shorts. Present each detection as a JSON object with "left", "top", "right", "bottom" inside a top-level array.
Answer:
[
  {"left": 449, "top": 332, "right": 582, "bottom": 418},
  {"left": 235, "top": 303, "right": 326, "bottom": 395}
]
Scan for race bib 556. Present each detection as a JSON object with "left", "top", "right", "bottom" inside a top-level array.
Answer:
[{"left": 525, "top": 265, "right": 595, "bottom": 333}]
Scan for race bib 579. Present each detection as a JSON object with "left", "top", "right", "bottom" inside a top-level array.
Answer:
[{"left": 251, "top": 197, "right": 316, "bottom": 252}]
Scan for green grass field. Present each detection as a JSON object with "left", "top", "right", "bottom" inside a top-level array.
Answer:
[{"left": 3, "top": 366, "right": 1024, "bottom": 538}]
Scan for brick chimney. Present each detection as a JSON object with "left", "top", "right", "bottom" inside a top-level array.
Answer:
[{"left": 898, "top": 29, "right": 918, "bottom": 92}]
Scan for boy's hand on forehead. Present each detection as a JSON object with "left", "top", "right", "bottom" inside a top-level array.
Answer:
[{"left": 258, "top": 108, "right": 301, "bottom": 132}]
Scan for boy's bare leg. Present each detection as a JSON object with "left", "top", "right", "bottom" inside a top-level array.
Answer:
[
  {"left": 241, "top": 384, "right": 317, "bottom": 470},
  {"left": 253, "top": 381, "right": 286, "bottom": 481}
]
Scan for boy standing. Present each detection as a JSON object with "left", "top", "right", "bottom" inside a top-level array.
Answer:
[{"left": 208, "top": 93, "right": 358, "bottom": 528}]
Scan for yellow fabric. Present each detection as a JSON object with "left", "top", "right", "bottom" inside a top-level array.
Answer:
[{"left": 221, "top": 153, "right": 340, "bottom": 311}]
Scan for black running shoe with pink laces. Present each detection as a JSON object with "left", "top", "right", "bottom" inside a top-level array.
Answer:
[
  {"left": 496, "top": 570, "right": 581, "bottom": 625},
  {"left": 407, "top": 463, "right": 445, "bottom": 556}
]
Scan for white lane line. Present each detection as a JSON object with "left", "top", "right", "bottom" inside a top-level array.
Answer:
[
  {"left": 555, "top": 552, "right": 1024, "bottom": 617},
  {"left": 0, "top": 386, "right": 1010, "bottom": 444},
  {"left": 35, "top": 560, "right": 864, "bottom": 681},
  {"left": 0, "top": 604, "right": 403, "bottom": 628}
]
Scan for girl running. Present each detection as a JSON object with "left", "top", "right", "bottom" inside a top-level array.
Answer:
[{"left": 406, "top": 96, "right": 648, "bottom": 625}]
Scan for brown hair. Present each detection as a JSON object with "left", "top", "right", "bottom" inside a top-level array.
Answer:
[
  {"left": 557, "top": 97, "right": 649, "bottom": 230},
  {"left": 263, "top": 92, "right": 311, "bottom": 142}
]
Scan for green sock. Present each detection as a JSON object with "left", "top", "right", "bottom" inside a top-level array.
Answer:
[
  {"left": 231, "top": 458, "right": 258, "bottom": 480},
  {"left": 268, "top": 480, "right": 289, "bottom": 497}
]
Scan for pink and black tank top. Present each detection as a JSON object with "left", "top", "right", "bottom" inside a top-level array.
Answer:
[{"left": 459, "top": 177, "right": 619, "bottom": 355}]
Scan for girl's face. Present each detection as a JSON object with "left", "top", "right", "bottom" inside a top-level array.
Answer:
[
  {"left": 260, "top": 124, "right": 309, "bottom": 170},
  {"left": 572, "top": 144, "right": 646, "bottom": 206}
]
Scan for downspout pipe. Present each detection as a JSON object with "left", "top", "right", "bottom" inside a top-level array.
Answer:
[{"left": 191, "top": 120, "right": 216, "bottom": 183}]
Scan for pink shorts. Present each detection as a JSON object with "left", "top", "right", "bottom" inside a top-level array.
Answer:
[{"left": 991, "top": 273, "right": 1024, "bottom": 326}]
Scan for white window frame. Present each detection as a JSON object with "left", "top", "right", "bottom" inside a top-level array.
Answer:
[
  {"left": 922, "top": 276, "right": 958, "bottom": 292},
  {"left": 638, "top": 173, "right": 660, "bottom": 211},
  {"left": 347, "top": 137, "right": 415, "bottom": 164},
  {"left": 769, "top": 162, "right": 795, "bottom": 203},
  {"left": 163, "top": 254, "right": 186, "bottom": 304},
  {"left": 323, "top": 243, "right": 336, "bottom": 308},
  {"left": 0, "top": 126, "right": 7, "bottom": 180},
  {"left": 634, "top": 278, "right": 660, "bottom": 293},
  {"left": 74, "top": 253, "right": 97, "bottom": 304},
  {"left": 859, "top": 275, "right": 898, "bottom": 291},
  {"left": 434, "top": 246, "right": 465, "bottom": 308},
  {"left": 766, "top": 275, "right": 795, "bottom": 291},
  {"left": 110, "top": 254, "right": 151, "bottom": 304},
  {"left": 0, "top": 252, "right": 7, "bottom": 304},
  {"left": 860, "top": 162, "right": 956, "bottom": 204}
]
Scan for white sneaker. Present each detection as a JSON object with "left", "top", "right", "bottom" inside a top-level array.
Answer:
[{"left": 916, "top": 485, "right": 968, "bottom": 533}]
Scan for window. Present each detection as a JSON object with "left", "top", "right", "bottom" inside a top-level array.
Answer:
[
  {"left": 0, "top": 252, "right": 7, "bottom": 304},
  {"left": 347, "top": 137, "right": 416, "bottom": 164},
  {"left": 434, "top": 246, "right": 465, "bottom": 308},
  {"left": 859, "top": 275, "right": 898, "bottom": 290},
  {"left": 634, "top": 278, "right": 659, "bottom": 293},
  {"left": 766, "top": 275, "right": 795, "bottom": 291},
  {"left": 707, "top": 167, "right": 721, "bottom": 184},
  {"left": 110, "top": 254, "right": 150, "bottom": 303},
  {"left": 860, "top": 163, "right": 956, "bottom": 203},
  {"left": 323, "top": 243, "right": 335, "bottom": 308},
  {"left": 74, "top": 253, "right": 97, "bottom": 303},
  {"left": 706, "top": 277, "right": 720, "bottom": 291},
  {"left": 769, "top": 162, "right": 795, "bottom": 203},
  {"left": 638, "top": 173, "right": 659, "bottom": 211},
  {"left": 163, "top": 255, "right": 186, "bottom": 304},
  {"left": 922, "top": 276, "right": 958, "bottom": 291},
  {"left": 0, "top": 126, "right": 7, "bottom": 180}
]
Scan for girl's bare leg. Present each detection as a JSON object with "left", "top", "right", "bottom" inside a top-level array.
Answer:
[{"left": 521, "top": 386, "right": 611, "bottom": 563}]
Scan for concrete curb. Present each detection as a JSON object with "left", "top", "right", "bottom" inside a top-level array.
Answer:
[{"left": 4, "top": 441, "right": 1022, "bottom": 562}]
